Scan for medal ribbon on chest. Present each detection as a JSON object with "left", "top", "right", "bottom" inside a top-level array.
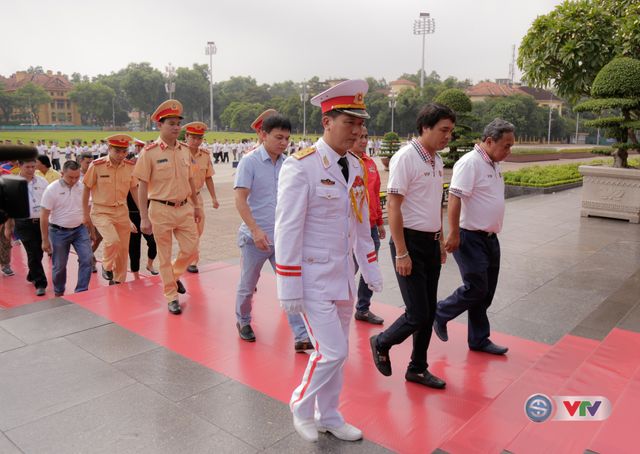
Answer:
[{"left": 350, "top": 175, "right": 367, "bottom": 223}]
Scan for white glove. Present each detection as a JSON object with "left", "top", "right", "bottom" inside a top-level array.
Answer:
[
  {"left": 368, "top": 280, "right": 383, "bottom": 293},
  {"left": 280, "top": 299, "right": 304, "bottom": 314}
]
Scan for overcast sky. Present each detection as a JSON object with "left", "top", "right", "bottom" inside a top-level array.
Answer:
[{"left": 3, "top": 0, "right": 563, "bottom": 85}]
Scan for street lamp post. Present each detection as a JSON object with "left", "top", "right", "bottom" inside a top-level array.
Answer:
[
  {"left": 413, "top": 12, "right": 436, "bottom": 89},
  {"left": 205, "top": 41, "right": 217, "bottom": 130},
  {"left": 389, "top": 92, "right": 397, "bottom": 133},
  {"left": 164, "top": 63, "right": 176, "bottom": 99},
  {"left": 299, "top": 80, "right": 309, "bottom": 138}
]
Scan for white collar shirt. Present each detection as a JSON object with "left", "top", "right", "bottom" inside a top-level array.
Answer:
[
  {"left": 387, "top": 139, "right": 444, "bottom": 232},
  {"left": 24, "top": 175, "right": 49, "bottom": 218},
  {"left": 40, "top": 178, "right": 85, "bottom": 228},
  {"left": 449, "top": 144, "right": 505, "bottom": 233}
]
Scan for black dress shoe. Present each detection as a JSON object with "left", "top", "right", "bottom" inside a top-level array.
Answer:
[
  {"left": 237, "top": 323, "right": 256, "bottom": 342},
  {"left": 186, "top": 265, "right": 199, "bottom": 273},
  {"left": 108, "top": 280, "right": 120, "bottom": 286},
  {"left": 470, "top": 341, "right": 508, "bottom": 355},
  {"left": 54, "top": 292, "right": 64, "bottom": 297},
  {"left": 101, "top": 266, "right": 113, "bottom": 281},
  {"left": 35, "top": 287, "right": 46, "bottom": 297},
  {"left": 433, "top": 319, "right": 448, "bottom": 342},
  {"left": 294, "top": 339, "right": 313, "bottom": 353},
  {"left": 355, "top": 310, "right": 384, "bottom": 325},
  {"left": 369, "top": 334, "right": 392, "bottom": 376},
  {"left": 176, "top": 280, "right": 186, "bottom": 294},
  {"left": 168, "top": 300, "right": 182, "bottom": 315},
  {"left": 405, "top": 370, "right": 446, "bottom": 389}
]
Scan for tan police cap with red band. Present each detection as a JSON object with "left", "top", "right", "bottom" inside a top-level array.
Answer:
[
  {"left": 133, "top": 138, "right": 145, "bottom": 147},
  {"left": 310, "top": 79, "right": 370, "bottom": 119},
  {"left": 106, "top": 134, "right": 133, "bottom": 149},
  {"left": 251, "top": 109, "right": 278, "bottom": 132},
  {"left": 183, "top": 121, "right": 208, "bottom": 136},
  {"left": 151, "top": 99, "right": 184, "bottom": 122}
]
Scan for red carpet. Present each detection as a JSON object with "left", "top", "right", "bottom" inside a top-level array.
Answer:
[
  {"left": 0, "top": 246, "right": 151, "bottom": 309},
  {"left": 65, "top": 262, "right": 554, "bottom": 453}
]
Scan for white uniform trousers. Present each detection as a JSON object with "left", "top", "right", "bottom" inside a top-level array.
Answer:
[{"left": 290, "top": 298, "right": 353, "bottom": 428}]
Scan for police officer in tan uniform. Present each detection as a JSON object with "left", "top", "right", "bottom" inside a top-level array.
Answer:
[
  {"left": 133, "top": 100, "right": 202, "bottom": 314},
  {"left": 82, "top": 134, "right": 139, "bottom": 285},
  {"left": 182, "top": 121, "right": 219, "bottom": 274}
]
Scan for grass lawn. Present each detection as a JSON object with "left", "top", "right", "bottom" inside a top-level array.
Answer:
[{"left": 0, "top": 130, "right": 320, "bottom": 144}]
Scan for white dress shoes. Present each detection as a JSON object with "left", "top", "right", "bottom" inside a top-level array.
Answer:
[
  {"left": 317, "top": 422, "right": 363, "bottom": 441},
  {"left": 293, "top": 415, "right": 318, "bottom": 442}
]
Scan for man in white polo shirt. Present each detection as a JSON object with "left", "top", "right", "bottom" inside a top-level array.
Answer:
[
  {"left": 433, "top": 118, "right": 515, "bottom": 355},
  {"left": 40, "top": 160, "right": 93, "bottom": 297},
  {"left": 369, "top": 103, "right": 455, "bottom": 389}
]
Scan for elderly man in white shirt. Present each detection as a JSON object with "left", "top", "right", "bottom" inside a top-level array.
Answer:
[
  {"left": 433, "top": 118, "right": 515, "bottom": 356},
  {"left": 40, "top": 160, "right": 93, "bottom": 297}
]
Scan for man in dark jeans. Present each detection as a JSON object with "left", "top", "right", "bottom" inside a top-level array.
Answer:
[
  {"left": 433, "top": 119, "right": 515, "bottom": 356},
  {"left": 14, "top": 158, "right": 49, "bottom": 296},
  {"left": 370, "top": 103, "right": 456, "bottom": 389}
]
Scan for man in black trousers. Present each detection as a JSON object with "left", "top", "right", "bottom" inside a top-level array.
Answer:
[
  {"left": 433, "top": 119, "right": 515, "bottom": 356},
  {"left": 14, "top": 158, "right": 49, "bottom": 296},
  {"left": 370, "top": 104, "right": 455, "bottom": 389}
]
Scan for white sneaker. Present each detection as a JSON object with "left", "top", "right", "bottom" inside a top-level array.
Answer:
[
  {"left": 318, "top": 422, "right": 362, "bottom": 441},
  {"left": 293, "top": 415, "right": 318, "bottom": 442}
]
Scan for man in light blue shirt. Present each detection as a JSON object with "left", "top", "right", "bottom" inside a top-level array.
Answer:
[{"left": 234, "top": 114, "right": 310, "bottom": 351}]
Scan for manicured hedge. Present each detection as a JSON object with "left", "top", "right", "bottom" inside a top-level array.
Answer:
[{"left": 503, "top": 158, "right": 639, "bottom": 187}]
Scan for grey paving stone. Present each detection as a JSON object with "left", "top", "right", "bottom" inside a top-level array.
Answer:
[
  {"left": 618, "top": 301, "right": 640, "bottom": 334},
  {"left": 179, "top": 380, "right": 294, "bottom": 450},
  {"left": 263, "top": 431, "right": 394, "bottom": 453},
  {"left": 0, "top": 433, "right": 21, "bottom": 454},
  {"left": 113, "top": 348, "right": 228, "bottom": 402},
  {"left": 0, "top": 326, "right": 25, "bottom": 353},
  {"left": 488, "top": 312, "right": 567, "bottom": 345},
  {"left": 0, "top": 304, "right": 110, "bottom": 344},
  {"left": 0, "top": 297, "right": 71, "bottom": 321},
  {"left": 66, "top": 323, "right": 159, "bottom": 363},
  {"left": 0, "top": 337, "right": 134, "bottom": 431},
  {"left": 6, "top": 383, "right": 256, "bottom": 454}
]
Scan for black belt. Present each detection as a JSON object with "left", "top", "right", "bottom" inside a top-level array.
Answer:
[
  {"left": 462, "top": 228, "right": 496, "bottom": 238},
  {"left": 151, "top": 199, "right": 188, "bottom": 207},
  {"left": 50, "top": 223, "right": 82, "bottom": 231},
  {"left": 404, "top": 228, "right": 441, "bottom": 241},
  {"left": 17, "top": 218, "right": 40, "bottom": 224}
]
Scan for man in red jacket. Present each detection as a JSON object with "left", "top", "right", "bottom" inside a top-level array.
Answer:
[{"left": 351, "top": 126, "right": 385, "bottom": 324}]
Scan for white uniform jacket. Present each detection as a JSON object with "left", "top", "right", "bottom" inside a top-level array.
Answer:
[{"left": 275, "top": 138, "right": 383, "bottom": 302}]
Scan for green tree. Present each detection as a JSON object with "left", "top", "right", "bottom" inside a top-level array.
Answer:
[
  {"left": 0, "top": 82, "right": 16, "bottom": 123},
  {"left": 220, "top": 101, "right": 266, "bottom": 131},
  {"left": 434, "top": 89, "right": 477, "bottom": 162},
  {"left": 518, "top": 0, "right": 640, "bottom": 100},
  {"left": 69, "top": 81, "right": 116, "bottom": 126},
  {"left": 174, "top": 64, "right": 210, "bottom": 122},
  {"left": 13, "top": 82, "right": 52, "bottom": 125},
  {"left": 121, "top": 62, "right": 165, "bottom": 126},
  {"left": 575, "top": 57, "right": 640, "bottom": 167}
]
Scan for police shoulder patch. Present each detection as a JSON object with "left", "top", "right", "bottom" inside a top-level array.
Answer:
[
  {"left": 144, "top": 142, "right": 158, "bottom": 151},
  {"left": 93, "top": 158, "right": 107, "bottom": 166},
  {"left": 292, "top": 146, "right": 316, "bottom": 160},
  {"left": 123, "top": 159, "right": 135, "bottom": 165}
]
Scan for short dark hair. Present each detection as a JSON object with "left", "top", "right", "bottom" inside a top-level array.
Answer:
[
  {"left": 19, "top": 158, "right": 37, "bottom": 165},
  {"left": 36, "top": 155, "right": 52, "bottom": 168},
  {"left": 323, "top": 110, "right": 343, "bottom": 120},
  {"left": 63, "top": 160, "right": 80, "bottom": 172},
  {"left": 262, "top": 114, "right": 292, "bottom": 133},
  {"left": 416, "top": 103, "right": 456, "bottom": 135}
]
